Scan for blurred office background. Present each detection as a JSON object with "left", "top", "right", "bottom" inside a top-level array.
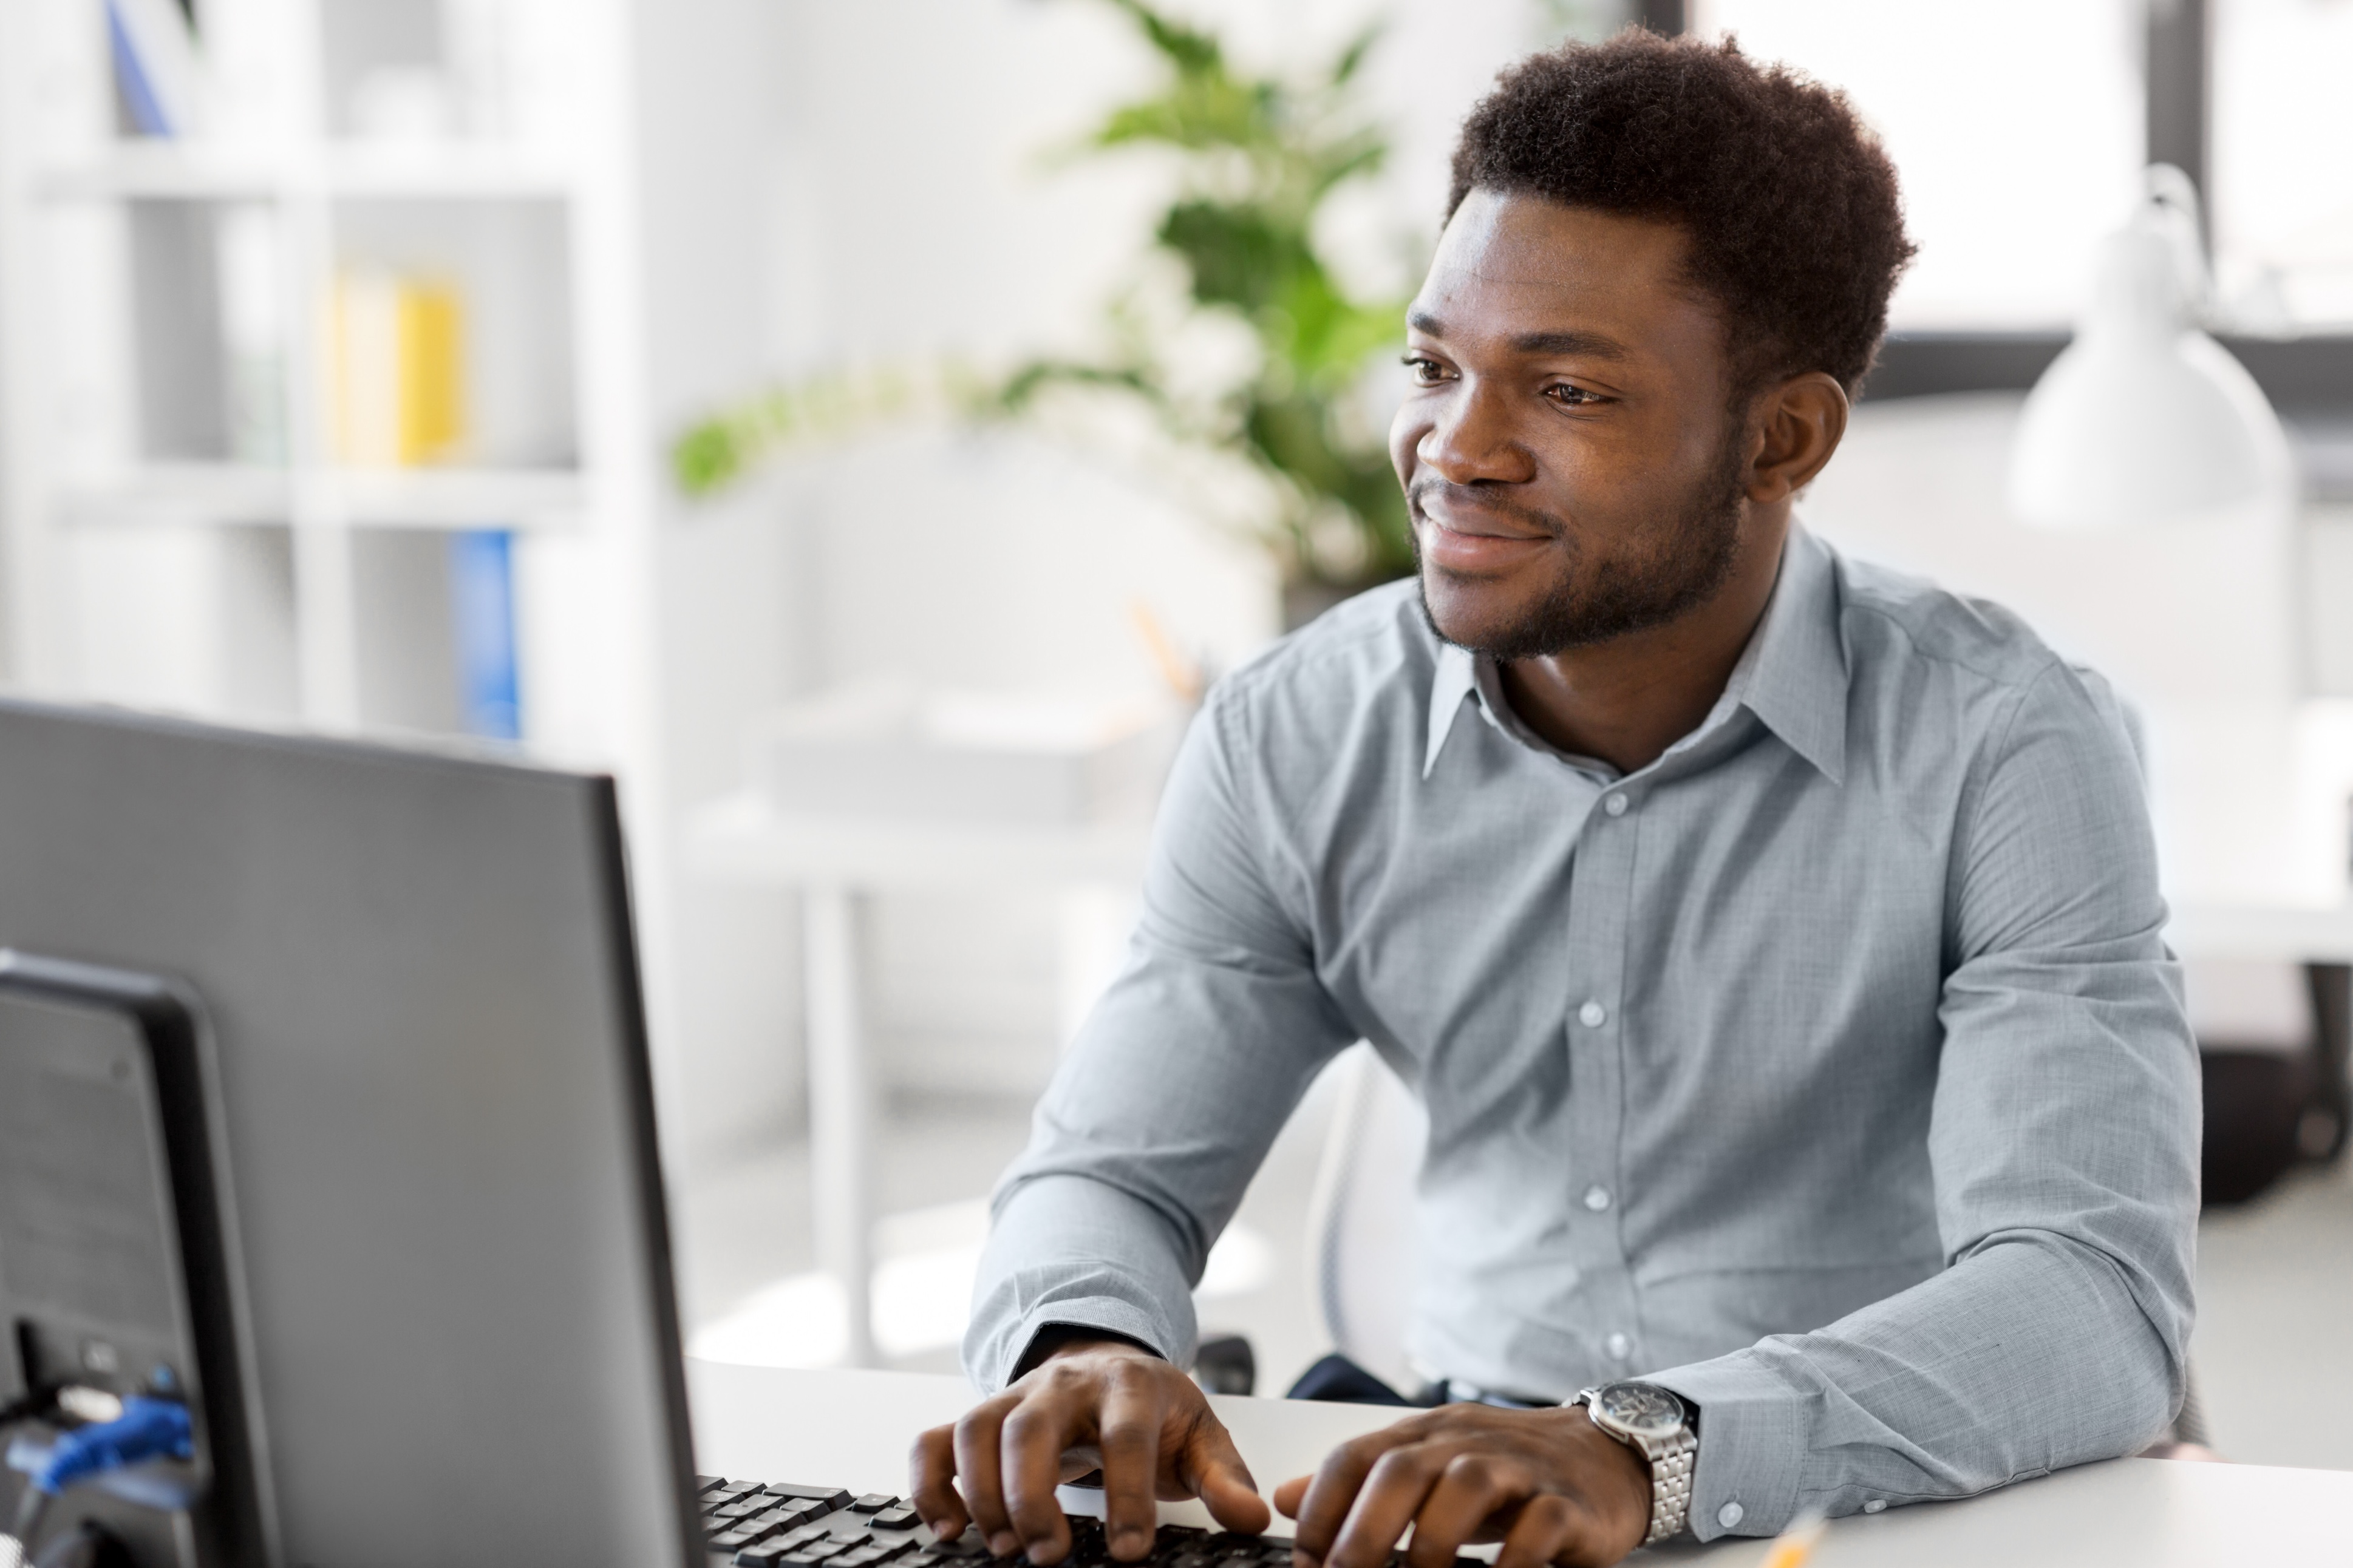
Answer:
[{"left": 2, "top": 0, "right": 2351, "bottom": 1471}]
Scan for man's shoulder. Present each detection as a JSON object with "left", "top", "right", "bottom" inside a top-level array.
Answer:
[
  {"left": 1824, "top": 541, "right": 2138, "bottom": 769},
  {"left": 1829, "top": 544, "right": 2069, "bottom": 697},
  {"left": 1204, "top": 578, "right": 1435, "bottom": 762},
  {"left": 1213, "top": 577, "right": 1435, "bottom": 710}
]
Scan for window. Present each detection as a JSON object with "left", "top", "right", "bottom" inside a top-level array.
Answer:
[
  {"left": 1694, "top": 0, "right": 2145, "bottom": 329},
  {"left": 2213, "top": 0, "right": 2353, "bottom": 328}
]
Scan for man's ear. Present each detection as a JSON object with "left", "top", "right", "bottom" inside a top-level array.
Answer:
[{"left": 1743, "top": 371, "right": 1850, "bottom": 504}]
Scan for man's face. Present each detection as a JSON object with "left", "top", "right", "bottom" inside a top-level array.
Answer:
[{"left": 1391, "top": 189, "right": 1756, "bottom": 659}]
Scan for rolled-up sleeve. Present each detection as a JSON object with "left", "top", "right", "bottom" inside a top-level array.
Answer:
[
  {"left": 1650, "top": 663, "right": 2199, "bottom": 1538},
  {"left": 963, "top": 688, "right": 1359, "bottom": 1391}
]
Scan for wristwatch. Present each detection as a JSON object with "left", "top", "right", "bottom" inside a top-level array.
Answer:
[{"left": 1573, "top": 1382, "right": 1697, "bottom": 1546}]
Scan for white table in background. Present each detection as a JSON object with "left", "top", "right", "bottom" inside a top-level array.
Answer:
[
  {"left": 686, "top": 795, "right": 1152, "bottom": 1366},
  {"left": 2171, "top": 899, "right": 2353, "bottom": 962},
  {"left": 687, "top": 1360, "right": 2353, "bottom": 1566}
]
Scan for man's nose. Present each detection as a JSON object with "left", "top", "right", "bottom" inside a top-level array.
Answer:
[{"left": 1415, "top": 380, "right": 1534, "bottom": 487}]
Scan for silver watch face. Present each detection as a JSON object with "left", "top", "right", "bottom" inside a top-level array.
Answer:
[{"left": 1592, "top": 1381, "right": 1686, "bottom": 1438}]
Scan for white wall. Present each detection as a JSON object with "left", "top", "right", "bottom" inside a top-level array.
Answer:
[{"left": 661, "top": 0, "right": 1593, "bottom": 1127}]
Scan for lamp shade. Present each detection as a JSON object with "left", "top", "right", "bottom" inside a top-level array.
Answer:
[{"left": 2007, "top": 178, "right": 2292, "bottom": 529}]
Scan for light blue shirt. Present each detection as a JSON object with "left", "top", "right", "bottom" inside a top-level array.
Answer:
[{"left": 965, "top": 527, "right": 2199, "bottom": 1540}]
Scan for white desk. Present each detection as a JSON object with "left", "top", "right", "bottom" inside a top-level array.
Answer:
[
  {"left": 686, "top": 796, "right": 1153, "bottom": 1366},
  {"left": 687, "top": 1360, "right": 2353, "bottom": 1566}
]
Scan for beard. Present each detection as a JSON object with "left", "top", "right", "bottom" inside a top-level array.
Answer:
[{"left": 1414, "top": 426, "right": 1750, "bottom": 661}]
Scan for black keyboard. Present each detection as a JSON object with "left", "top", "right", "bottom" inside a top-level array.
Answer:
[
  {"left": 697, "top": 1475, "right": 1488, "bottom": 1568},
  {"left": 696, "top": 1476, "right": 1307, "bottom": 1568}
]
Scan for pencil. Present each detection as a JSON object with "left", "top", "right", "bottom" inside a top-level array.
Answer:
[{"left": 1756, "top": 1509, "right": 1827, "bottom": 1568}]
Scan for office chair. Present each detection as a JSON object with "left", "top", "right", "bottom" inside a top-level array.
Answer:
[{"left": 1299, "top": 1044, "right": 1427, "bottom": 1397}]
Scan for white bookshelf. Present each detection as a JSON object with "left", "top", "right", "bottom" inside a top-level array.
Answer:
[{"left": 0, "top": 0, "right": 718, "bottom": 1107}]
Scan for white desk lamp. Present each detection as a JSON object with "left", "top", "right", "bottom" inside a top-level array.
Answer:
[{"left": 2008, "top": 164, "right": 2293, "bottom": 528}]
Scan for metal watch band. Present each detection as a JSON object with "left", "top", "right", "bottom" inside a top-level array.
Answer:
[
  {"left": 1636, "top": 1425, "right": 1696, "bottom": 1545},
  {"left": 1573, "top": 1385, "right": 1697, "bottom": 1546}
]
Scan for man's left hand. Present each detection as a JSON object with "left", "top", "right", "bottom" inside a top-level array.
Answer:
[{"left": 1273, "top": 1403, "right": 1651, "bottom": 1568}]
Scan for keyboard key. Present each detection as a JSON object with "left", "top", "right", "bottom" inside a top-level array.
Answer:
[
  {"left": 699, "top": 1475, "right": 730, "bottom": 1493},
  {"left": 772, "top": 1523, "right": 833, "bottom": 1548},
  {"left": 851, "top": 1495, "right": 899, "bottom": 1513},
  {"left": 836, "top": 1550, "right": 888, "bottom": 1567},
  {"left": 714, "top": 1529, "right": 763, "bottom": 1552},
  {"left": 737, "top": 1550, "right": 788, "bottom": 1568},
  {"left": 767, "top": 1485, "right": 857, "bottom": 1512},
  {"left": 873, "top": 1507, "right": 919, "bottom": 1530}
]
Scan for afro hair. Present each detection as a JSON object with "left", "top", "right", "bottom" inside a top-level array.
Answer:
[{"left": 1448, "top": 30, "right": 1915, "bottom": 396}]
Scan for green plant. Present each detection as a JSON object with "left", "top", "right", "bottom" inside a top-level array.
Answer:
[
  {"left": 671, "top": 0, "right": 1417, "bottom": 599},
  {"left": 1004, "top": 0, "right": 1414, "bottom": 594}
]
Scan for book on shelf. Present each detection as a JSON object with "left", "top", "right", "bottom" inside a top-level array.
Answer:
[
  {"left": 332, "top": 266, "right": 467, "bottom": 468},
  {"left": 104, "top": 0, "right": 205, "bottom": 138},
  {"left": 451, "top": 530, "right": 522, "bottom": 741}
]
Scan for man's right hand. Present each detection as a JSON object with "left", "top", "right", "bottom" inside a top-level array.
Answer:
[{"left": 909, "top": 1337, "right": 1272, "bottom": 1564}]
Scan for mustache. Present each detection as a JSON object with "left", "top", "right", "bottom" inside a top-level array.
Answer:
[{"left": 1406, "top": 478, "right": 1567, "bottom": 540}]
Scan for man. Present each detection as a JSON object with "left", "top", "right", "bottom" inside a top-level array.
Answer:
[{"left": 911, "top": 30, "right": 2198, "bottom": 1568}]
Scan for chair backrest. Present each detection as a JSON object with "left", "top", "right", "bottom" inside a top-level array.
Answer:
[{"left": 1301, "top": 1043, "right": 1427, "bottom": 1394}]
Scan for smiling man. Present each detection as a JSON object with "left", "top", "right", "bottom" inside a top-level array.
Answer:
[{"left": 911, "top": 30, "right": 2198, "bottom": 1568}]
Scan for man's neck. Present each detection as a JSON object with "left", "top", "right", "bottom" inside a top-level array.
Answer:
[{"left": 1495, "top": 514, "right": 1791, "bottom": 774}]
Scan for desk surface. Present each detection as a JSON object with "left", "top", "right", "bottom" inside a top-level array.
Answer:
[{"left": 687, "top": 1361, "right": 2352, "bottom": 1566}]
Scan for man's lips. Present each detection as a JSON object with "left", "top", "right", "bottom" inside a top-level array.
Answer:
[{"left": 1415, "top": 503, "right": 1552, "bottom": 571}]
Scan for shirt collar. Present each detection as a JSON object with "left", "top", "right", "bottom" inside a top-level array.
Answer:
[
  {"left": 1425, "top": 642, "right": 1481, "bottom": 778},
  {"left": 1421, "top": 524, "right": 1849, "bottom": 784}
]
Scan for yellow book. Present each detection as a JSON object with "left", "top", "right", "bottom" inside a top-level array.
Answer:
[
  {"left": 332, "top": 267, "right": 466, "bottom": 467},
  {"left": 397, "top": 278, "right": 464, "bottom": 466}
]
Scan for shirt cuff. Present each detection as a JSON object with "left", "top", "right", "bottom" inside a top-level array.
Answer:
[
  {"left": 976, "top": 1296, "right": 1180, "bottom": 1392},
  {"left": 1646, "top": 1350, "right": 1805, "bottom": 1541}
]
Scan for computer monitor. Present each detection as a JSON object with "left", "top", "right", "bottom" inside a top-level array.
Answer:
[{"left": 0, "top": 699, "right": 702, "bottom": 1568}]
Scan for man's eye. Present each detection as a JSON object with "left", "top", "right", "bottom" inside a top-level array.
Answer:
[
  {"left": 1403, "top": 356, "right": 1449, "bottom": 385},
  {"left": 1546, "top": 382, "right": 1607, "bottom": 407}
]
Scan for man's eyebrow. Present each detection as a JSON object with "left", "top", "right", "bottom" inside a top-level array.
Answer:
[{"left": 1406, "top": 311, "right": 1630, "bottom": 361}]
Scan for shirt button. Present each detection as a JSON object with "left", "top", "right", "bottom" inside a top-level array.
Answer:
[
  {"left": 1605, "top": 1331, "right": 1631, "bottom": 1360},
  {"left": 1604, "top": 793, "right": 1629, "bottom": 816},
  {"left": 1582, "top": 1184, "right": 1612, "bottom": 1212},
  {"left": 1578, "top": 1000, "right": 1607, "bottom": 1028},
  {"left": 1717, "top": 1502, "right": 1745, "bottom": 1530},
  {"left": 1864, "top": 1499, "right": 1887, "bottom": 1515}
]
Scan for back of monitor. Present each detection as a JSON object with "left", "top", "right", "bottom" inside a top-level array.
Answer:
[{"left": 0, "top": 702, "right": 700, "bottom": 1568}]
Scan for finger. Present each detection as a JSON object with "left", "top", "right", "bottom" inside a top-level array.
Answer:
[
  {"left": 1289, "top": 1428, "right": 1417, "bottom": 1561},
  {"left": 953, "top": 1396, "right": 1022, "bottom": 1556},
  {"left": 1324, "top": 1445, "right": 1451, "bottom": 1568},
  {"left": 1272, "top": 1475, "right": 1310, "bottom": 1520},
  {"left": 910, "top": 1423, "right": 973, "bottom": 1542},
  {"left": 1403, "top": 1452, "right": 1525, "bottom": 1568},
  {"left": 1001, "top": 1393, "right": 1082, "bottom": 1564},
  {"left": 1493, "top": 1493, "right": 1591, "bottom": 1568},
  {"left": 1091, "top": 1371, "right": 1162, "bottom": 1560},
  {"left": 1176, "top": 1409, "right": 1271, "bottom": 1536}
]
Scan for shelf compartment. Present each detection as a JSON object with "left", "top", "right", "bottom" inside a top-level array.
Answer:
[
  {"left": 58, "top": 463, "right": 586, "bottom": 529},
  {"left": 33, "top": 145, "right": 579, "bottom": 202}
]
